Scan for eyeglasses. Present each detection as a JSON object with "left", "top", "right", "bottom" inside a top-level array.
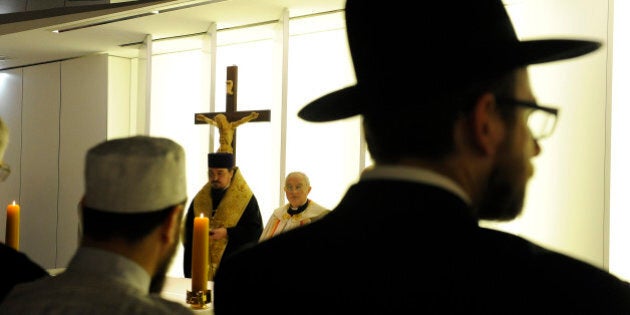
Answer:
[
  {"left": 496, "top": 98, "right": 559, "bottom": 140},
  {"left": 0, "top": 163, "right": 10, "bottom": 182}
]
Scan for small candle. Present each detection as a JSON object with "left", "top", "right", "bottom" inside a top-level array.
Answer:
[
  {"left": 191, "top": 213, "right": 209, "bottom": 293},
  {"left": 6, "top": 201, "right": 19, "bottom": 250}
]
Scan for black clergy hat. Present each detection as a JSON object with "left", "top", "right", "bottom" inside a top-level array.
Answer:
[
  {"left": 298, "top": 0, "right": 602, "bottom": 122},
  {"left": 208, "top": 152, "right": 234, "bottom": 169}
]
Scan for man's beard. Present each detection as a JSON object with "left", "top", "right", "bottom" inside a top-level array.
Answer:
[
  {"left": 476, "top": 166, "right": 527, "bottom": 221},
  {"left": 149, "top": 234, "right": 179, "bottom": 293},
  {"left": 476, "top": 132, "right": 531, "bottom": 221}
]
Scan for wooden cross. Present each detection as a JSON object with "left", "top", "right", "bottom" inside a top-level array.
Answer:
[{"left": 195, "top": 65, "right": 271, "bottom": 162}]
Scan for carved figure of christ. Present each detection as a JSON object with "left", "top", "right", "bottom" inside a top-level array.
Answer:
[{"left": 195, "top": 65, "right": 271, "bottom": 158}]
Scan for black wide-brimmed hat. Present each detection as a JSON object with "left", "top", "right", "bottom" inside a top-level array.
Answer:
[{"left": 298, "top": 0, "right": 602, "bottom": 122}]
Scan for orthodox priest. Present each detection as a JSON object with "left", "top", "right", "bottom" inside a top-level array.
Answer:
[{"left": 183, "top": 152, "right": 263, "bottom": 280}]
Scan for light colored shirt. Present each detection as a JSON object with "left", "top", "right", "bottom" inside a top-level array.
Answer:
[
  {"left": 360, "top": 165, "right": 472, "bottom": 205},
  {"left": 0, "top": 247, "right": 194, "bottom": 315}
]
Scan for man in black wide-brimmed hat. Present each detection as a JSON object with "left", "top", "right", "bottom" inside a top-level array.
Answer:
[{"left": 214, "top": 1, "right": 630, "bottom": 313}]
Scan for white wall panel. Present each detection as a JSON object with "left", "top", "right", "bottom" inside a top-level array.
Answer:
[
  {"left": 151, "top": 50, "right": 208, "bottom": 277},
  {"left": 58, "top": 54, "right": 109, "bottom": 267},
  {"left": 286, "top": 25, "right": 358, "bottom": 211},
  {"left": 610, "top": 0, "right": 630, "bottom": 280},
  {"left": 0, "top": 69, "right": 23, "bottom": 246},
  {"left": 21, "top": 63, "right": 60, "bottom": 268},
  {"left": 107, "top": 56, "right": 132, "bottom": 139}
]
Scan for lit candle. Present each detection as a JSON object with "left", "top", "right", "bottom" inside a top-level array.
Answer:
[
  {"left": 191, "top": 213, "right": 209, "bottom": 293},
  {"left": 6, "top": 200, "right": 19, "bottom": 250}
]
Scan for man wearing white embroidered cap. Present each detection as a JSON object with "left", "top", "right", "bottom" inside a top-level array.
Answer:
[{"left": 0, "top": 136, "right": 194, "bottom": 315}]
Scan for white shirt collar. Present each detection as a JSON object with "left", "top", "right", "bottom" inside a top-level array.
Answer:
[{"left": 360, "top": 165, "right": 471, "bottom": 205}]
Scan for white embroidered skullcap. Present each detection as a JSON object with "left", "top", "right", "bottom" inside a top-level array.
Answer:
[{"left": 83, "top": 136, "right": 187, "bottom": 213}]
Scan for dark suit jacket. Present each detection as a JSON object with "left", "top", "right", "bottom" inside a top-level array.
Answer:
[
  {"left": 0, "top": 243, "right": 50, "bottom": 302},
  {"left": 214, "top": 180, "right": 630, "bottom": 314}
]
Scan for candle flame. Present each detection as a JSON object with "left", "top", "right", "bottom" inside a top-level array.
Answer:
[
  {"left": 200, "top": 213, "right": 204, "bottom": 218},
  {"left": 12, "top": 200, "right": 16, "bottom": 206}
]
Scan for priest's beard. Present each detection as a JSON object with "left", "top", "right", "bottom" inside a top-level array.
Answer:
[
  {"left": 149, "top": 234, "right": 179, "bottom": 293},
  {"left": 476, "top": 128, "right": 531, "bottom": 221}
]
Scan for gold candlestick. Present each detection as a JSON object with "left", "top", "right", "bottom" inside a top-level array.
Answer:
[{"left": 186, "top": 289, "right": 211, "bottom": 309}]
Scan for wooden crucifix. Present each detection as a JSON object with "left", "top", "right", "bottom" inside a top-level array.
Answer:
[{"left": 195, "top": 65, "right": 271, "bottom": 162}]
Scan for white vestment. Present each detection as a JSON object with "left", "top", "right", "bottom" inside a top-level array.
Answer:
[{"left": 259, "top": 200, "right": 330, "bottom": 241}]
